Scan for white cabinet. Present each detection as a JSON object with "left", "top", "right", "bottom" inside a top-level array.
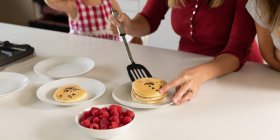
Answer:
[{"left": 117, "top": 0, "right": 180, "bottom": 50}]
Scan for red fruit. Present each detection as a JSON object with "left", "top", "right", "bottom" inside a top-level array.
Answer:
[
  {"left": 91, "top": 108, "right": 100, "bottom": 117},
  {"left": 109, "top": 105, "right": 118, "bottom": 111},
  {"left": 100, "top": 118, "right": 109, "bottom": 126},
  {"left": 100, "top": 124, "right": 108, "bottom": 129},
  {"left": 110, "top": 110, "right": 119, "bottom": 116},
  {"left": 90, "top": 123, "right": 100, "bottom": 129},
  {"left": 110, "top": 116, "right": 120, "bottom": 124},
  {"left": 123, "top": 116, "right": 132, "bottom": 125},
  {"left": 125, "top": 110, "right": 135, "bottom": 118},
  {"left": 99, "top": 110, "right": 109, "bottom": 118},
  {"left": 82, "top": 111, "right": 91, "bottom": 119},
  {"left": 86, "top": 116, "right": 93, "bottom": 123},
  {"left": 110, "top": 121, "right": 119, "bottom": 128},
  {"left": 101, "top": 107, "right": 108, "bottom": 112},
  {"left": 115, "top": 105, "right": 123, "bottom": 113},
  {"left": 92, "top": 117, "right": 100, "bottom": 123},
  {"left": 81, "top": 119, "right": 91, "bottom": 128}
]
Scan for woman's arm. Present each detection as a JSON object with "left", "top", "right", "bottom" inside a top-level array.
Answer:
[
  {"left": 159, "top": 54, "right": 239, "bottom": 105},
  {"left": 44, "top": 0, "right": 76, "bottom": 18},
  {"left": 256, "top": 23, "right": 280, "bottom": 71},
  {"left": 160, "top": 0, "right": 254, "bottom": 105}
]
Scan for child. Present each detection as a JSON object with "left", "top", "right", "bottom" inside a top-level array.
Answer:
[
  {"left": 45, "top": 0, "right": 120, "bottom": 40},
  {"left": 246, "top": 0, "right": 280, "bottom": 71}
]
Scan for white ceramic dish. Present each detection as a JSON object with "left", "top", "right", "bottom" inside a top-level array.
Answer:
[
  {"left": 75, "top": 104, "right": 135, "bottom": 139},
  {"left": 34, "top": 56, "right": 95, "bottom": 78},
  {"left": 0, "top": 72, "right": 29, "bottom": 97},
  {"left": 112, "top": 82, "right": 174, "bottom": 109},
  {"left": 36, "top": 77, "right": 105, "bottom": 106}
]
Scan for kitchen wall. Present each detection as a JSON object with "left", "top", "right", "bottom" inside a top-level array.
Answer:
[{"left": 0, "top": 0, "right": 36, "bottom": 25}]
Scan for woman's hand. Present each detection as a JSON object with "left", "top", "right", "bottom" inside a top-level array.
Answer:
[
  {"left": 108, "top": 13, "right": 132, "bottom": 35},
  {"left": 159, "top": 69, "right": 206, "bottom": 105}
]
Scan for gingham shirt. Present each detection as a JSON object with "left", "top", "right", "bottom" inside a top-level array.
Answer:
[{"left": 69, "top": 0, "right": 119, "bottom": 40}]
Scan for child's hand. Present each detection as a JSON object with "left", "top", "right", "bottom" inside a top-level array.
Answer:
[{"left": 109, "top": 13, "right": 132, "bottom": 35}]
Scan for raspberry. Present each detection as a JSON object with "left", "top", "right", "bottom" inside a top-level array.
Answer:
[
  {"left": 109, "top": 105, "right": 118, "bottom": 112},
  {"left": 110, "top": 121, "right": 119, "bottom": 128},
  {"left": 91, "top": 108, "right": 100, "bottom": 117},
  {"left": 115, "top": 105, "right": 123, "bottom": 113},
  {"left": 90, "top": 123, "right": 100, "bottom": 129},
  {"left": 122, "top": 116, "right": 132, "bottom": 125},
  {"left": 92, "top": 117, "right": 100, "bottom": 123},
  {"left": 110, "top": 110, "right": 119, "bottom": 116},
  {"left": 82, "top": 111, "right": 91, "bottom": 119},
  {"left": 81, "top": 119, "right": 91, "bottom": 128},
  {"left": 110, "top": 116, "right": 120, "bottom": 124},
  {"left": 99, "top": 110, "right": 109, "bottom": 118},
  {"left": 100, "top": 118, "right": 109, "bottom": 126},
  {"left": 125, "top": 110, "right": 135, "bottom": 118}
]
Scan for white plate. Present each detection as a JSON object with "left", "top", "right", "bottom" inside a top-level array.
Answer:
[
  {"left": 34, "top": 56, "right": 95, "bottom": 78},
  {"left": 0, "top": 72, "right": 29, "bottom": 97},
  {"left": 36, "top": 77, "right": 105, "bottom": 106},
  {"left": 112, "top": 82, "right": 174, "bottom": 109}
]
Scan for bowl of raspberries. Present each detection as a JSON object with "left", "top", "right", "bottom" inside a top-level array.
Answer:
[{"left": 75, "top": 104, "right": 135, "bottom": 139}]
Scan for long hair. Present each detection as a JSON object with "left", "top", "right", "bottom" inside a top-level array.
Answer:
[
  {"left": 256, "top": 0, "right": 280, "bottom": 36},
  {"left": 168, "top": 0, "right": 224, "bottom": 8}
]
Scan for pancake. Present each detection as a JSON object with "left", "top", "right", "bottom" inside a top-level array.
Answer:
[
  {"left": 131, "top": 78, "right": 167, "bottom": 104},
  {"left": 53, "top": 84, "right": 87, "bottom": 103}
]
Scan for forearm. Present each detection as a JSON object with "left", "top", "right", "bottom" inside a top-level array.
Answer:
[
  {"left": 260, "top": 45, "right": 280, "bottom": 72},
  {"left": 189, "top": 54, "right": 240, "bottom": 82},
  {"left": 127, "top": 14, "right": 150, "bottom": 37}
]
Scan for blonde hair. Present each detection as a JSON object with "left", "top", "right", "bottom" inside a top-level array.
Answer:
[
  {"left": 256, "top": 0, "right": 280, "bottom": 36},
  {"left": 168, "top": 0, "right": 224, "bottom": 8}
]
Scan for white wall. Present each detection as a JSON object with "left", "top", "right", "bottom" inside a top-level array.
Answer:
[{"left": 0, "top": 0, "right": 35, "bottom": 25}]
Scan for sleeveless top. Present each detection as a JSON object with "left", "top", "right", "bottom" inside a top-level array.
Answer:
[
  {"left": 69, "top": 0, "right": 119, "bottom": 40},
  {"left": 246, "top": 0, "right": 280, "bottom": 49}
]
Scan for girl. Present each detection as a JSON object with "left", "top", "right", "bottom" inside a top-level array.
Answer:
[
  {"left": 246, "top": 0, "right": 280, "bottom": 71},
  {"left": 110, "top": 0, "right": 263, "bottom": 105},
  {"left": 45, "top": 0, "right": 121, "bottom": 40}
]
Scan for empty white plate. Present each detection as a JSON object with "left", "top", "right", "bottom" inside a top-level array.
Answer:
[
  {"left": 36, "top": 77, "right": 105, "bottom": 106},
  {"left": 0, "top": 72, "right": 29, "bottom": 97},
  {"left": 112, "top": 82, "right": 174, "bottom": 109},
  {"left": 34, "top": 56, "right": 95, "bottom": 78}
]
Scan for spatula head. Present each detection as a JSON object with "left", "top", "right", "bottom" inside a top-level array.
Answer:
[{"left": 127, "top": 63, "right": 152, "bottom": 82}]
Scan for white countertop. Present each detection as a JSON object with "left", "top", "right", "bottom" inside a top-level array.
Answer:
[{"left": 1, "top": 22, "right": 280, "bottom": 140}]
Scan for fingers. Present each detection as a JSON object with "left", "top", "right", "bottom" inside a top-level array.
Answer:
[
  {"left": 172, "top": 81, "right": 192, "bottom": 104},
  {"left": 159, "top": 77, "right": 187, "bottom": 94},
  {"left": 108, "top": 13, "right": 130, "bottom": 35}
]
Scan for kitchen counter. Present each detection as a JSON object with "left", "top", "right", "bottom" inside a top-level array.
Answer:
[{"left": 1, "top": 22, "right": 280, "bottom": 140}]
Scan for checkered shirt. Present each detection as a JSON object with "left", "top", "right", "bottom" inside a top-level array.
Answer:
[{"left": 69, "top": 0, "right": 119, "bottom": 40}]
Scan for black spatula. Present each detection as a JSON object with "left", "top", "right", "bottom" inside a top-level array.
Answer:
[{"left": 111, "top": 9, "right": 152, "bottom": 82}]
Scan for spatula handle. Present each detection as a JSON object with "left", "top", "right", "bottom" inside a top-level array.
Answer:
[
  {"left": 111, "top": 9, "right": 126, "bottom": 36},
  {"left": 111, "top": 9, "right": 135, "bottom": 64}
]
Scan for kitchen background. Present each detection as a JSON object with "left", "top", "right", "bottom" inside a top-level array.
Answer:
[{"left": 0, "top": 0, "right": 179, "bottom": 50}]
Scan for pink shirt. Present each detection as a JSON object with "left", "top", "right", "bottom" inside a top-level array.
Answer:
[{"left": 140, "top": 0, "right": 263, "bottom": 66}]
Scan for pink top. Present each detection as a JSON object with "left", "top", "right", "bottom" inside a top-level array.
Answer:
[
  {"left": 140, "top": 0, "right": 263, "bottom": 66},
  {"left": 69, "top": 0, "right": 118, "bottom": 40}
]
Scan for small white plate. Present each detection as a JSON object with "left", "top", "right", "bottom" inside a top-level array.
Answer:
[
  {"left": 112, "top": 82, "right": 174, "bottom": 109},
  {"left": 34, "top": 56, "right": 95, "bottom": 78},
  {"left": 0, "top": 72, "right": 29, "bottom": 97},
  {"left": 36, "top": 77, "right": 105, "bottom": 106}
]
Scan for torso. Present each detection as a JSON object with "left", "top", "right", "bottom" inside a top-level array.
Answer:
[
  {"left": 246, "top": 0, "right": 280, "bottom": 50},
  {"left": 68, "top": 0, "right": 118, "bottom": 40}
]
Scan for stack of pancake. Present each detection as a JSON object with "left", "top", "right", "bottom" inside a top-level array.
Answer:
[{"left": 131, "top": 78, "right": 167, "bottom": 104}]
